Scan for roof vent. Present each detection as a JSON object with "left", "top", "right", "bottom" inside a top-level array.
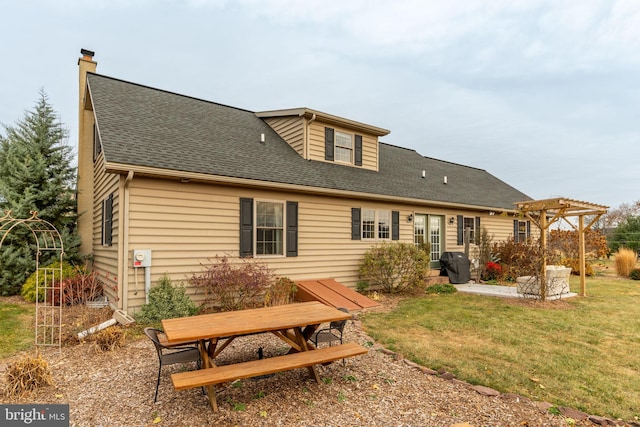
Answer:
[
  {"left": 421, "top": 170, "right": 426, "bottom": 179},
  {"left": 260, "top": 133, "right": 265, "bottom": 143},
  {"left": 443, "top": 176, "right": 448, "bottom": 184}
]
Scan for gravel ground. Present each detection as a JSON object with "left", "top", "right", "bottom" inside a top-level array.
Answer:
[{"left": 0, "top": 304, "right": 630, "bottom": 427}]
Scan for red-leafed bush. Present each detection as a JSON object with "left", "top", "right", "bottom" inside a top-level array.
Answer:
[
  {"left": 483, "top": 261, "right": 503, "bottom": 281},
  {"left": 190, "top": 255, "right": 275, "bottom": 312}
]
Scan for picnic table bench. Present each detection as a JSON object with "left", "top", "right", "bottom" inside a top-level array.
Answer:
[{"left": 172, "top": 342, "right": 367, "bottom": 390}]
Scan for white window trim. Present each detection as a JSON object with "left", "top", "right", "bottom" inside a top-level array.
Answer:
[
  {"left": 254, "top": 198, "right": 286, "bottom": 258},
  {"left": 362, "top": 208, "right": 392, "bottom": 241},
  {"left": 334, "top": 130, "right": 353, "bottom": 164}
]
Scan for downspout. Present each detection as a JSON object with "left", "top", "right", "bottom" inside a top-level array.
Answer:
[
  {"left": 305, "top": 113, "right": 316, "bottom": 160},
  {"left": 121, "top": 170, "right": 134, "bottom": 313}
]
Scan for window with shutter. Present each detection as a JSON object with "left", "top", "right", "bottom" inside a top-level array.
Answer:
[
  {"left": 324, "top": 127, "right": 363, "bottom": 167},
  {"left": 240, "top": 198, "right": 298, "bottom": 257},
  {"left": 101, "top": 193, "right": 113, "bottom": 246},
  {"left": 358, "top": 208, "right": 394, "bottom": 241}
]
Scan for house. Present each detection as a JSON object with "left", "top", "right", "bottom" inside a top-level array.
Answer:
[{"left": 76, "top": 50, "right": 532, "bottom": 313}]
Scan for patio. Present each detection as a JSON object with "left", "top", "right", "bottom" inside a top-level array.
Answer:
[{"left": 454, "top": 283, "right": 577, "bottom": 300}]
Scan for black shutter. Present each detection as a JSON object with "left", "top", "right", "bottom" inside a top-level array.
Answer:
[
  {"left": 526, "top": 221, "right": 531, "bottom": 239},
  {"left": 286, "top": 201, "right": 298, "bottom": 257},
  {"left": 324, "top": 127, "right": 334, "bottom": 161},
  {"left": 351, "top": 208, "right": 361, "bottom": 240},
  {"left": 105, "top": 193, "right": 113, "bottom": 246},
  {"left": 513, "top": 219, "right": 519, "bottom": 242},
  {"left": 239, "top": 198, "right": 254, "bottom": 258},
  {"left": 354, "top": 134, "right": 363, "bottom": 166},
  {"left": 101, "top": 198, "right": 105, "bottom": 245},
  {"left": 392, "top": 211, "right": 400, "bottom": 240},
  {"left": 457, "top": 215, "right": 464, "bottom": 245},
  {"left": 475, "top": 216, "right": 481, "bottom": 243}
]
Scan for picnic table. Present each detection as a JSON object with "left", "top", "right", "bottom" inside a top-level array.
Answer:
[{"left": 161, "top": 301, "right": 368, "bottom": 412}]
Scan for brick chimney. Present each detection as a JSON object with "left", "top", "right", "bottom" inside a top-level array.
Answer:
[{"left": 77, "top": 49, "right": 98, "bottom": 256}]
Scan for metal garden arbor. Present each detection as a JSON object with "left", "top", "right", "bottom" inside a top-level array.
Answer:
[{"left": 0, "top": 210, "right": 64, "bottom": 350}]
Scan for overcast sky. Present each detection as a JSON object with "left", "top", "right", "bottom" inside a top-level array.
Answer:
[{"left": 2, "top": 0, "right": 638, "bottom": 210}]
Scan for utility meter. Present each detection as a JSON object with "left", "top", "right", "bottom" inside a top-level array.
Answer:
[{"left": 132, "top": 249, "right": 152, "bottom": 268}]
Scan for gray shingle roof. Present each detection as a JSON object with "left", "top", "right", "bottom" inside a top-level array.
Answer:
[{"left": 88, "top": 73, "right": 530, "bottom": 211}]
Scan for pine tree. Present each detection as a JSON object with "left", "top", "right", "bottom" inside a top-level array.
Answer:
[{"left": 0, "top": 90, "right": 80, "bottom": 295}]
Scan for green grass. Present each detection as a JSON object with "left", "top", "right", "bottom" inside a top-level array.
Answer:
[
  {"left": 0, "top": 301, "right": 35, "bottom": 357},
  {"left": 361, "top": 269, "right": 640, "bottom": 421}
]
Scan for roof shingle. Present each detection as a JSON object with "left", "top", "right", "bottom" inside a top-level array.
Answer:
[{"left": 87, "top": 73, "right": 530, "bottom": 210}]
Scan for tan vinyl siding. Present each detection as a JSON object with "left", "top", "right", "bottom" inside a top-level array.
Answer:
[
  {"left": 264, "top": 117, "right": 305, "bottom": 157},
  {"left": 91, "top": 154, "right": 120, "bottom": 303},
  {"left": 308, "top": 120, "right": 378, "bottom": 171},
  {"left": 109, "top": 176, "right": 523, "bottom": 312},
  {"left": 122, "top": 178, "right": 419, "bottom": 311}
]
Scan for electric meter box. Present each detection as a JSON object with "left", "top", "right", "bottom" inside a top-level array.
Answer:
[{"left": 132, "top": 249, "right": 152, "bottom": 268}]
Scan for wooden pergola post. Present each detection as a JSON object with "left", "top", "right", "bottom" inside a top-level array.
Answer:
[{"left": 516, "top": 198, "right": 608, "bottom": 298}]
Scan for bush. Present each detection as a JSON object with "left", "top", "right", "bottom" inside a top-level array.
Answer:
[
  {"left": 264, "top": 277, "right": 297, "bottom": 307},
  {"left": 630, "top": 268, "right": 640, "bottom": 280},
  {"left": 4, "top": 354, "right": 53, "bottom": 397},
  {"left": 560, "top": 257, "right": 594, "bottom": 277},
  {"left": 135, "top": 273, "right": 197, "bottom": 323},
  {"left": 190, "top": 256, "right": 274, "bottom": 312},
  {"left": 56, "top": 270, "right": 104, "bottom": 306},
  {"left": 483, "top": 261, "right": 503, "bottom": 281},
  {"left": 491, "top": 237, "right": 544, "bottom": 281},
  {"left": 614, "top": 247, "right": 638, "bottom": 277},
  {"left": 21, "top": 260, "right": 76, "bottom": 303},
  {"left": 359, "top": 242, "right": 430, "bottom": 294}
]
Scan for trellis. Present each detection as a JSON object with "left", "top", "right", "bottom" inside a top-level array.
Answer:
[
  {"left": 516, "top": 198, "right": 608, "bottom": 299},
  {"left": 0, "top": 210, "right": 64, "bottom": 350}
]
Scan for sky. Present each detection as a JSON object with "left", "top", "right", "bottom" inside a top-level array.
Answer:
[{"left": 1, "top": 0, "right": 638, "bottom": 210}]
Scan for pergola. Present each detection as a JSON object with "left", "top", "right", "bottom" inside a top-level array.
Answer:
[{"left": 515, "top": 197, "right": 608, "bottom": 298}]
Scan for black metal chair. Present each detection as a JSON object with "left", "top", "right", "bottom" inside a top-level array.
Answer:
[
  {"left": 144, "top": 327, "right": 201, "bottom": 402},
  {"left": 310, "top": 307, "right": 350, "bottom": 348}
]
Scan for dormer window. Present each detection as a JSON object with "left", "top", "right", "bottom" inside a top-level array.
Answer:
[
  {"left": 335, "top": 131, "right": 353, "bottom": 163},
  {"left": 324, "top": 127, "right": 363, "bottom": 166}
]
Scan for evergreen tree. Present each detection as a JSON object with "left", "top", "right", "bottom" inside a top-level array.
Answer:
[
  {"left": 610, "top": 216, "right": 640, "bottom": 254},
  {"left": 0, "top": 90, "right": 80, "bottom": 295}
]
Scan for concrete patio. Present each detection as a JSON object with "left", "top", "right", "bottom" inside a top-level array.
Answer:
[{"left": 454, "top": 283, "right": 577, "bottom": 300}]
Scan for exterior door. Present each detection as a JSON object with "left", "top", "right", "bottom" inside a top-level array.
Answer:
[{"left": 414, "top": 214, "right": 444, "bottom": 268}]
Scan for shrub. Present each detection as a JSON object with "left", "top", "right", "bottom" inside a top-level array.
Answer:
[
  {"left": 483, "top": 261, "right": 503, "bottom": 281},
  {"left": 190, "top": 256, "right": 274, "bottom": 312},
  {"left": 135, "top": 273, "right": 197, "bottom": 323},
  {"left": 629, "top": 268, "right": 640, "bottom": 280},
  {"left": 425, "top": 283, "right": 457, "bottom": 294},
  {"left": 21, "top": 260, "right": 76, "bottom": 303},
  {"left": 4, "top": 354, "right": 54, "bottom": 397},
  {"left": 614, "top": 247, "right": 638, "bottom": 277},
  {"left": 491, "top": 237, "right": 545, "bottom": 281},
  {"left": 560, "top": 257, "right": 594, "bottom": 277},
  {"left": 359, "top": 242, "right": 430, "bottom": 294},
  {"left": 264, "top": 277, "right": 297, "bottom": 307},
  {"left": 57, "top": 270, "right": 104, "bottom": 306}
]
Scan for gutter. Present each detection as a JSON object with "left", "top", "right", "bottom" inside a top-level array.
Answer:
[
  {"left": 104, "top": 162, "right": 520, "bottom": 213},
  {"left": 121, "top": 170, "right": 134, "bottom": 312}
]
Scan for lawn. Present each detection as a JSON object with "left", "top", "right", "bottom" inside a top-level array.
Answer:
[
  {"left": 0, "top": 299, "right": 35, "bottom": 358},
  {"left": 360, "top": 261, "right": 640, "bottom": 421}
]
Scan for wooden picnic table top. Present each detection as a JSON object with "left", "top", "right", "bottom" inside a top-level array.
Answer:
[{"left": 161, "top": 301, "right": 350, "bottom": 344}]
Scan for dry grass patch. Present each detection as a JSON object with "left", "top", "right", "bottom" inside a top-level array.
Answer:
[
  {"left": 4, "top": 354, "right": 53, "bottom": 398},
  {"left": 614, "top": 248, "right": 638, "bottom": 277}
]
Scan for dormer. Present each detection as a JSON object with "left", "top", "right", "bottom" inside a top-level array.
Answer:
[{"left": 256, "top": 108, "right": 390, "bottom": 172}]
